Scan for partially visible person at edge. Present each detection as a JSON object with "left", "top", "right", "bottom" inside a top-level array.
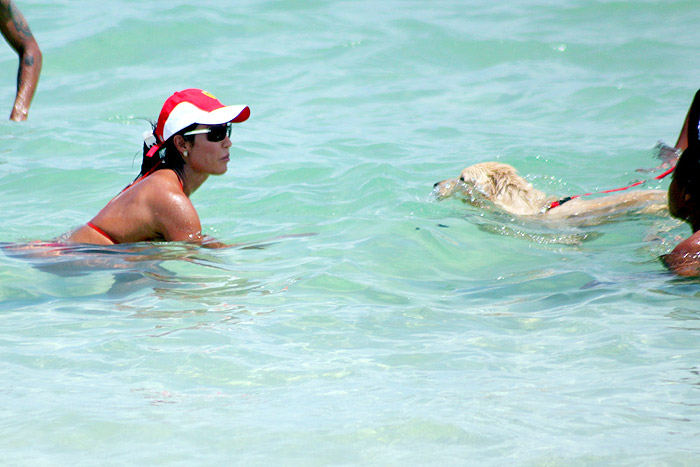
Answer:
[
  {"left": 63, "top": 88, "right": 250, "bottom": 248},
  {"left": 662, "top": 88, "right": 700, "bottom": 276},
  {"left": 0, "top": 0, "right": 41, "bottom": 121}
]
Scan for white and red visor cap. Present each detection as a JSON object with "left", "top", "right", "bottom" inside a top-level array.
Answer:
[{"left": 154, "top": 88, "right": 250, "bottom": 143}]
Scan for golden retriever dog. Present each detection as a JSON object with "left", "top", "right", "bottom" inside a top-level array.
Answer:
[{"left": 433, "top": 162, "right": 667, "bottom": 223}]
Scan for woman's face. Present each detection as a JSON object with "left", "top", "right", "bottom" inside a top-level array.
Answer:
[{"left": 185, "top": 123, "right": 233, "bottom": 175}]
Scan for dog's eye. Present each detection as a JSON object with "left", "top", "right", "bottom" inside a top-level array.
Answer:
[{"left": 459, "top": 176, "right": 465, "bottom": 182}]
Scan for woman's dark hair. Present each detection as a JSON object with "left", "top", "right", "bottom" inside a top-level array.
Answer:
[
  {"left": 673, "top": 146, "right": 700, "bottom": 205},
  {"left": 672, "top": 89, "right": 700, "bottom": 200},
  {"left": 668, "top": 89, "right": 700, "bottom": 230},
  {"left": 138, "top": 122, "right": 198, "bottom": 179},
  {"left": 671, "top": 145, "right": 700, "bottom": 231}
]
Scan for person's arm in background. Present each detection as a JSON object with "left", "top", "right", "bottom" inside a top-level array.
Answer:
[{"left": 0, "top": 0, "right": 41, "bottom": 121}]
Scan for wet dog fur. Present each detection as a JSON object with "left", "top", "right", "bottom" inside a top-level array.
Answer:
[{"left": 433, "top": 162, "right": 667, "bottom": 222}]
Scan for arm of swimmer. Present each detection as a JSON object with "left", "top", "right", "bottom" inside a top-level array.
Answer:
[
  {"left": 0, "top": 0, "right": 42, "bottom": 121},
  {"left": 152, "top": 193, "right": 236, "bottom": 248},
  {"left": 661, "top": 231, "right": 700, "bottom": 277},
  {"left": 154, "top": 194, "right": 205, "bottom": 244}
]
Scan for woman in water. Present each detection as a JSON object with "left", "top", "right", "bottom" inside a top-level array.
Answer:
[
  {"left": 663, "top": 89, "right": 700, "bottom": 276},
  {"left": 65, "top": 88, "right": 250, "bottom": 247}
]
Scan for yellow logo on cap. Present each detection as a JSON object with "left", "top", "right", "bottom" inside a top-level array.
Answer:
[{"left": 201, "top": 90, "right": 217, "bottom": 100}]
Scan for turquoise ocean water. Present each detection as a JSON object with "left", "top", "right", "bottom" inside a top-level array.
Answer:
[{"left": 1, "top": 0, "right": 699, "bottom": 464}]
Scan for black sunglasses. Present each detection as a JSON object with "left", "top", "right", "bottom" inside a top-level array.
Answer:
[{"left": 183, "top": 123, "right": 232, "bottom": 142}]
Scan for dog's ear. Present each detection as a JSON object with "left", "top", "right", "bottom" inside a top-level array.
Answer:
[
  {"left": 489, "top": 165, "right": 523, "bottom": 197},
  {"left": 460, "top": 165, "right": 496, "bottom": 197}
]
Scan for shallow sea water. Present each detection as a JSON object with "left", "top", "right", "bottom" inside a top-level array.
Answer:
[{"left": 1, "top": 0, "right": 699, "bottom": 465}]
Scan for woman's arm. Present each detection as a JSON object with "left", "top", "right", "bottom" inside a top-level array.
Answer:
[{"left": 151, "top": 189, "right": 235, "bottom": 248}]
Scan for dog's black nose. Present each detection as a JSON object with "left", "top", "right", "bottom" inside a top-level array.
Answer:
[{"left": 433, "top": 182, "right": 440, "bottom": 188}]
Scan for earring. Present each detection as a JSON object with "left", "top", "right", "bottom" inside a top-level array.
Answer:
[{"left": 183, "top": 151, "right": 188, "bottom": 158}]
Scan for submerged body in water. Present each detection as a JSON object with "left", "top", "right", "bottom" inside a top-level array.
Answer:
[{"left": 65, "top": 89, "right": 250, "bottom": 248}]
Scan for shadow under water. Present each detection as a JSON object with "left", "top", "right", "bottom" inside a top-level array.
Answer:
[{"left": 0, "top": 233, "right": 316, "bottom": 299}]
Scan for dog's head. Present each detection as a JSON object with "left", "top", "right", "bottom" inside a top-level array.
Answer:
[
  {"left": 432, "top": 177, "right": 462, "bottom": 199},
  {"left": 458, "top": 162, "right": 528, "bottom": 198},
  {"left": 434, "top": 162, "right": 549, "bottom": 215}
]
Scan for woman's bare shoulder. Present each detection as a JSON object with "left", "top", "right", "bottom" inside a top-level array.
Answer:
[
  {"left": 141, "top": 169, "right": 184, "bottom": 192},
  {"left": 92, "top": 169, "right": 199, "bottom": 243},
  {"left": 122, "top": 170, "right": 187, "bottom": 205},
  {"left": 139, "top": 171, "right": 201, "bottom": 241}
]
